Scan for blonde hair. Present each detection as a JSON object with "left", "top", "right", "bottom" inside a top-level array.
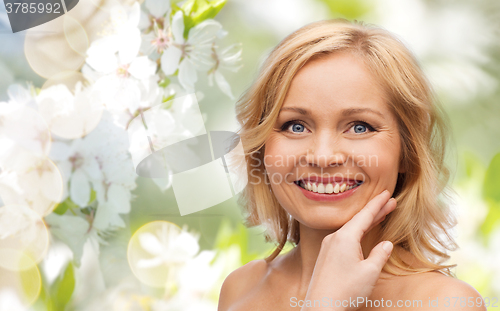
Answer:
[{"left": 235, "top": 19, "right": 457, "bottom": 276}]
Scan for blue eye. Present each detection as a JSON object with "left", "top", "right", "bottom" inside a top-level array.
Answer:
[
  {"left": 291, "top": 123, "right": 305, "bottom": 133},
  {"left": 354, "top": 124, "right": 367, "bottom": 133},
  {"left": 349, "top": 121, "right": 376, "bottom": 134},
  {"left": 280, "top": 120, "right": 307, "bottom": 133}
]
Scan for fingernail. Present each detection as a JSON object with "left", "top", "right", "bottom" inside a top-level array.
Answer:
[{"left": 382, "top": 241, "right": 393, "bottom": 255}]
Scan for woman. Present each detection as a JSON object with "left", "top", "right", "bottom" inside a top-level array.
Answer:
[{"left": 218, "top": 19, "right": 485, "bottom": 311}]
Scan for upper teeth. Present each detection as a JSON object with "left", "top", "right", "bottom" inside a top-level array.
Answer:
[{"left": 300, "top": 181, "right": 358, "bottom": 194}]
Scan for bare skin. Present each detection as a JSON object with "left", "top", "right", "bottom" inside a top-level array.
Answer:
[
  {"left": 220, "top": 258, "right": 476, "bottom": 311},
  {"left": 218, "top": 52, "right": 485, "bottom": 311},
  {"left": 219, "top": 221, "right": 485, "bottom": 311}
]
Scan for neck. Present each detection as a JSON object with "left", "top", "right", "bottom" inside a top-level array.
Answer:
[{"left": 285, "top": 223, "right": 383, "bottom": 297}]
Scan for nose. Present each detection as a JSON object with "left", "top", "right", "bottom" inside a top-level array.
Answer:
[{"left": 304, "top": 130, "right": 347, "bottom": 168}]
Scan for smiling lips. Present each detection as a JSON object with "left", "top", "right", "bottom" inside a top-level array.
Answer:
[
  {"left": 294, "top": 177, "right": 363, "bottom": 195},
  {"left": 293, "top": 177, "right": 363, "bottom": 202}
]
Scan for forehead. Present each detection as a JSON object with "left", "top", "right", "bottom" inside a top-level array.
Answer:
[{"left": 282, "top": 52, "right": 389, "bottom": 113}]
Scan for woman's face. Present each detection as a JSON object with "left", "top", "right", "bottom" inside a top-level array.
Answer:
[{"left": 263, "top": 52, "right": 402, "bottom": 230}]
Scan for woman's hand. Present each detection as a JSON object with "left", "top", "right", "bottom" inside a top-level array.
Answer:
[{"left": 302, "top": 190, "right": 397, "bottom": 311}]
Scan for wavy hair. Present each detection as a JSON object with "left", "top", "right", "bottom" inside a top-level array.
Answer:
[{"left": 235, "top": 19, "right": 457, "bottom": 276}]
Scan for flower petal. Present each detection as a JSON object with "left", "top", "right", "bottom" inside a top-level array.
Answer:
[
  {"left": 127, "top": 2, "right": 141, "bottom": 27},
  {"left": 161, "top": 46, "right": 182, "bottom": 75},
  {"left": 185, "top": 49, "right": 214, "bottom": 71},
  {"left": 187, "top": 19, "right": 221, "bottom": 46},
  {"left": 214, "top": 70, "right": 234, "bottom": 99},
  {"left": 152, "top": 176, "right": 172, "bottom": 192},
  {"left": 93, "top": 76, "right": 141, "bottom": 113},
  {"left": 44, "top": 214, "right": 90, "bottom": 266},
  {"left": 106, "top": 183, "right": 131, "bottom": 214},
  {"left": 138, "top": 76, "right": 163, "bottom": 108},
  {"left": 137, "top": 257, "right": 163, "bottom": 269},
  {"left": 178, "top": 250, "right": 220, "bottom": 292},
  {"left": 82, "top": 156, "right": 102, "bottom": 181},
  {"left": 169, "top": 230, "right": 199, "bottom": 262},
  {"left": 57, "top": 160, "right": 71, "bottom": 201},
  {"left": 178, "top": 58, "right": 197, "bottom": 91},
  {"left": 138, "top": 9, "right": 150, "bottom": 30},
  {"left": 171, "top": 10, "right": 185, "bottom": 44},
  {"left": 139, "top": 32, "right": 156, "bottom": 55},
  {"left": 86, "top": 37, "right": 120, "bottom": 74},
  {"left": 217, "top": 28, "right": 228, "bottom": 39},
  {"left": 70, "top": 168, "right": 90, "bottom": 207},
  {"left": 219, "top": 43, "right": 243, "bottom": 69},
  {"left": 41, "top": 169, "right": 62, "bottom": 202},
  {"left": 146, "top": 0, "right": 170, "bottom": 18},
  {"left": 93, "top": 201, "right": 126, "bottom": 230},
  {"left": 138, "top": 232, "right": 164, "bottom": 256},
  {"left": 7, "top": 84, "right": 32, "bottom": 106},
  {"left": 128, "top": 56, "right": 157, "bottom": 80},
  {"left": 48, "top": 141, "right": 71, "bottom": 161},
  {"left": 118, "top": 27, "right": 141, "bottom": 65}
]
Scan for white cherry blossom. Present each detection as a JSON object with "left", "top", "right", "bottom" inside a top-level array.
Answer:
[
  {"left": 208, "top": 43, "right": 242, "bottom": 99},
  {"left": 137, "top": 225, "right": 199, "bottom": 269},
  {"left": 0, "top": 85, "right": 51, "bottom": 166},
  {"left": 139, "top": 0, "right": 171, "bottom": 31},
  {"left": 86, "top": 3, "right": 143, "bottom": 76},
  {"left": 49, "top": 138, "right": 102, "bottom": 208},
  {"left": 0, "top": 0, "right": 242, "bottom": 306},
  {"left": 85, "top": 3, "right": 158, "bottom": 117},
  {"left": 37, "top": 82, "right": 104, "bottom": 139},
  {"left": 50, "top": 111, "right": 136, "bottom": 233},
  {"left": 161, "top": 11, "right": 222, "bottom": 91}
]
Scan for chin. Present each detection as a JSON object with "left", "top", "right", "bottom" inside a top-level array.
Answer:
[{"left": 295, "top": 210, "right": 356, "bottom": 232}]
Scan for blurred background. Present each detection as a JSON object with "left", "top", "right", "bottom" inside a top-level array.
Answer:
[{"left": 1, "top": 0, "right": 500, "bottom": 310}]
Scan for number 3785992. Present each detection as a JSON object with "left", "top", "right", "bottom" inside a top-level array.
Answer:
[{"left": 5, "top": 2, "right": 62, "bottom": 14}]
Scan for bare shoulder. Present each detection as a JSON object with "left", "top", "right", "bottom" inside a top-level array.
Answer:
[
  {"left": 218, "top": 259, "right": 269, "bottom": 311},
  {"left": 416, "top": 272, "right": 487, "bottom": 311}
]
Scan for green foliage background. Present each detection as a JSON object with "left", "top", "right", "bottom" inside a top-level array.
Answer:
[{"left": 6, "top": 0, "right": 497, "bottom": 309}]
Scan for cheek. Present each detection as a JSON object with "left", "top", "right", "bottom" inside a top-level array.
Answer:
[
  {"left": 263, "top": 135, "right": 301, "bottom": 172},
  {"left": 263, "top": 136, "right": 288, "bottom": 184},
  {"left": 349, "top": 135, "right": 401, "bottom": 181}
]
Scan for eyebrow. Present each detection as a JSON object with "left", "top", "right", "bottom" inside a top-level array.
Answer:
[
  {"left": 280, "top": 107, "right": 310, "bottom": 115},
  {"left": 280, "top": 107, "right": 385, "bottom": 118},
  {"left": 341, "top": 108, "right": 385, "bottom": 118}
]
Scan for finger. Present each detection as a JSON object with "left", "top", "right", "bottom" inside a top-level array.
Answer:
[
  {"left": 372, "top": 198, "right": 397, "bottom": 225},
  {"left": 361, "top": 199, "right": 396, "bottom": 241},
  {"left": 341, "top": 190, "right": 391, "bottom": 240},
  {"left": 364, "top": 241, "right": 393, "bottom": 272},
  {"left": 364, "top": 197, "right": 397, "bottom": 239}
]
